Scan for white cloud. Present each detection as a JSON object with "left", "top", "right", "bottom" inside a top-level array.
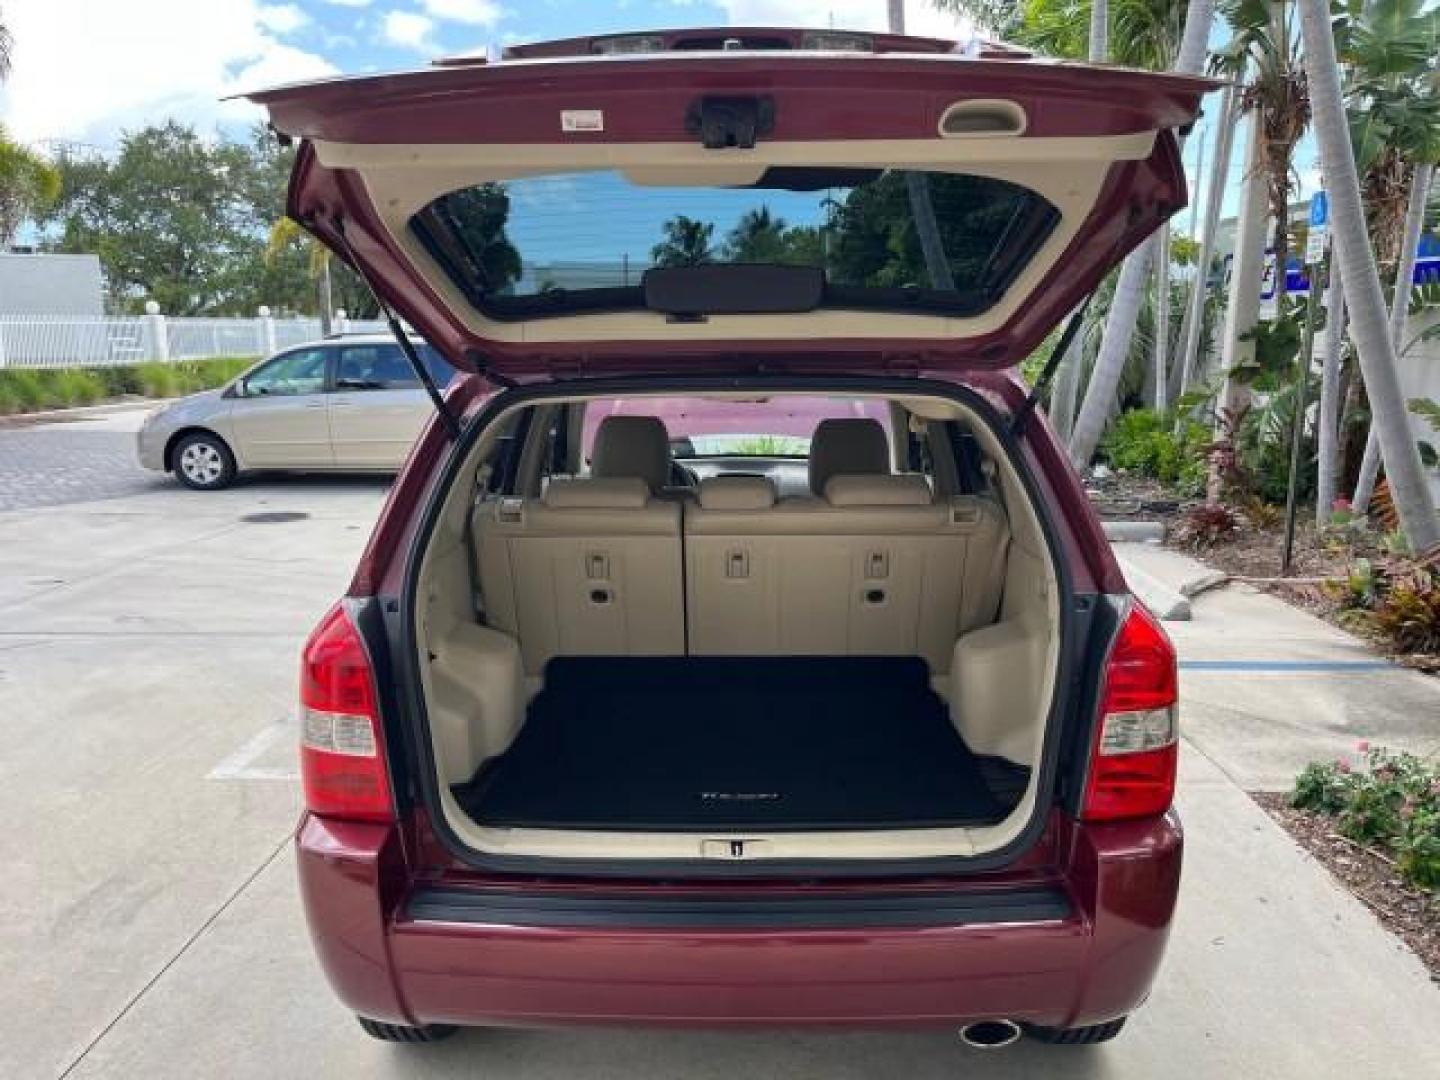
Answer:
[
  {"left": 257, "top": 4, "right": 309, "bottom": 34},
  {"left": 322, "top": 0, "right": 373, "bottom": 6},
  {"left": 419, "top": 0, "right": 504, "bottom": 25},
  {"left": 383, "top": 11, "right": 437, "bottom": 51},
  {"left": 0, "top": 0, "right": 340, "bottom": 144}
]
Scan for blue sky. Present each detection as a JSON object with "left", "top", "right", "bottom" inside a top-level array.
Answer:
[{"left": 0, "top": 0, "right": 1310, "bottom": 232}]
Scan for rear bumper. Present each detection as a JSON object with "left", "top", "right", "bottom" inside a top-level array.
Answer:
[{"left": 296, "top": 812, "right": 1182, "bottom": 1030}]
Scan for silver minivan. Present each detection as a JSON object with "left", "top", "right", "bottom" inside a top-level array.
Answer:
[{"left": 136, "top": 333, "right": 454, "bottom": 489}]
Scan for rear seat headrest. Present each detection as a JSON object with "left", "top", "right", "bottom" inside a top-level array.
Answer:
[
  {"left": 697, "top": 475, "right": 777, "bottom": 511},
  {"left": 591, "top": 416, "right": 671, "bottom": 492},
  {"left": 541, "top": 477, "right": 651, "bottom": 510},
  {"left": 808, "top": 418, "right": 890, "bottom": 496},
  {"left": 824, "top": 474, "right": 934, "bottom": 507}
]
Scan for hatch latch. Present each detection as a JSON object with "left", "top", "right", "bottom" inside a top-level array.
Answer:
[{"left": 686, "top": 96, "right": 775, "bottom": 149}]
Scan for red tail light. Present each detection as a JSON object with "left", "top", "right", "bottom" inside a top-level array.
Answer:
[
  {"left": 298, "top": 603, "right": 395, "bottom": 822},
  {"left": 1081, "top": 602, "right": 1179, "bottom": 822}
]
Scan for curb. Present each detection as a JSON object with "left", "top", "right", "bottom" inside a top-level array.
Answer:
[
  {"left": 0, "top": 398, "right": 162, "bottom": 428},
  {"left": 1102, "top": 520, "right": 1166, "bottom": 543},
  {"left": 1113, "top": 553, "right": 1192, "bottom": 621}
]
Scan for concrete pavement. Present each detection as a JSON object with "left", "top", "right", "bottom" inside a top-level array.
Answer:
[{"left": 1, "top": 409, "right": 1437, "bottom": 1079}]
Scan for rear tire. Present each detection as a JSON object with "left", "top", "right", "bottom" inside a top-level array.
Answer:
[
  {"left": 356, "top": 1016, "right": 458, "bottom": 1043},
  {"left": 172, "top": 432, "right": 237, "bottom": 491},
  {"left": 1023, "top": 1016, "right": 1127, "bottom": 1045}
]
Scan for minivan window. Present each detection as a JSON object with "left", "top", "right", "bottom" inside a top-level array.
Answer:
[
  {"left": 334, "top": 343, "right": 456, "bottom": 390},
  {"left": 411, "top": 168, "right": 1059, "bottom": 321},
  {"left": 245, "top": 348, "right": 327, "bottom": 396}
]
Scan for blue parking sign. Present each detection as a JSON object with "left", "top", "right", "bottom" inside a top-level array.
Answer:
[{"left": 1309, "top": 191, "right": 1328, "bottom": 228}]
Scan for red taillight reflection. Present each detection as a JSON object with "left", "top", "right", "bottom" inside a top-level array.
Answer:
[
  {"left": 299, "top": 603, "right": 395, "bottom": 823},
  {"left": 1081, "top": 603, "right": 1180, "bottom": 822}
]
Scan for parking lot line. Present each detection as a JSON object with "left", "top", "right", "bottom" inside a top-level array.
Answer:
[{"left": 206, "top": 718, "right": 298, "bottom": 782}]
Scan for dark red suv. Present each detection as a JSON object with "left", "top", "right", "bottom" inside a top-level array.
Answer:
[{"left": 252, "top": 26, "right": 1208, "bottom": 1051}]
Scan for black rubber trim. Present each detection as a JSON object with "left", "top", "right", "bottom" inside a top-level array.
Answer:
[
  {"left": 405, "top": 885, "right": 1073, "bottom": 929},
  {"left": 395, "top": 373, "right": 1086, "bottom": 879}
]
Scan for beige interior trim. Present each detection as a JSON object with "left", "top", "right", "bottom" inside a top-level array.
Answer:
[
  {"left": 315, "top": 132, "right": 1155, "bottom": 347},
  {"left": 413, "top": 387, "right": 1062, "bottom": 862}
]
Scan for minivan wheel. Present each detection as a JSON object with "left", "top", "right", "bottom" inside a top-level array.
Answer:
[
  {"left": 1022, "top": 1016, "right": 1127, "bottom": 1044},
  {"left": 356, "top": 1016, "right": 459, "bottom": 1043},
  {"left": 172, "top": 432, "right": 237, "bottom": 491}
]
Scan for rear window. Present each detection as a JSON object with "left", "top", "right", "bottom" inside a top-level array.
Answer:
[
  {"left": 581, "top": 396, "right": 892, "bottom": 458},
  {"left": 411, "top": 168, "right": 1058, "bottom": 321},
  {"left": 334, "top": 342, "right": 456, "bottom": 389}
]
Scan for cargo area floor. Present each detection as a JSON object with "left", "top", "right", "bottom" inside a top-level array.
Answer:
[{"left": 452, "top": 656, "right": 1026, "bottom": 832}]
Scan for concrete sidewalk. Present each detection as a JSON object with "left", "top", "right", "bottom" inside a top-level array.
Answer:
[{"left": 1117, "top": 542, "right": 1440, "bottom": 790}]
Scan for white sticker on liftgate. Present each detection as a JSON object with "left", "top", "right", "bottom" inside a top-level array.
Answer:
[{"left": 561, "top": 109, "right": 604, "bottom": 133}]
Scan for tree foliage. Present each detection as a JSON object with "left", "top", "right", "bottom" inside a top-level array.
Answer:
[
  {"left": 0, "top": 124, "right": 61, "bottom": 248},
  {"left": 38, "top": 122, "right": 373, "bottom": 316},
  {"left": 651, "top": 215, "right": 716, "bottom": 267}
]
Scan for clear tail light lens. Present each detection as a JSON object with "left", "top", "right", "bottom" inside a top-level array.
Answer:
[
  {"left": 1081, "top": 602, "right": 1179, "bottom": 822},
  {"left": 299, "top": 603, "right": 395, "bottom": 822}
]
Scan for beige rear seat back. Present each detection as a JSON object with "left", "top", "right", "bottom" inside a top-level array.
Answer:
[
  {"left": 475, "top": 476, "right": 684, "bottom": 675},
  {"left": 684, "top": 473, "right": 1008, "bottom": 670}
]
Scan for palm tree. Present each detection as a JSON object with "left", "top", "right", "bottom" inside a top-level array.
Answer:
[
  {"left": 1334, "top": 0, "right": 1440, "bottom": 510},
  {"left": 1048, "top": 0, "right": 1113, "bottom": 442},
  {"left": 1315, "top": 253, "right": 1347, "bottom": 523},
  {"left": 266, "top": 216, "right": 336, "bottom": 332},
  {"left": 1066, "top": 0, "right": 1217, "bottom": 467},
  {"left": 651, "top": 216, "right": 715, "bottom": 267},
  {"left": 1175, "top": 83, "right": 1239, "bottom": 396},
  {"left": 0, "top": 125, "right": 61, "bottom": 250},
  {"left": 889, "top": 3, "right": 956, "bottom": 291},
  {"left": 724, "top": 206, "right": 789, "bottom": 263},
  {"left": 1298, "top": 0, "right": 1438, "bottom": 552},
  {"left": 1351, "top": 162, "right": 1436, "bottom": 509}
]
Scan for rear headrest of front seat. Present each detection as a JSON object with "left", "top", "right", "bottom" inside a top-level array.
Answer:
[
  {"left": 698, "top": 475, "right": 778, "bottom": 510},
  {"left": 591, "top": 416, "right": 672, "bottom": 492},
  {"left": 808, "top": 418, "right": 890, "bottom": 496},
  {"left": 825, "top": 474, "right": 934, "bottom": 507}
]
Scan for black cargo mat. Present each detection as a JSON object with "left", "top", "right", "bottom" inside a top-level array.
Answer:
[{"left": 452, "top": 656, "right": 1023, "bottom": 832}]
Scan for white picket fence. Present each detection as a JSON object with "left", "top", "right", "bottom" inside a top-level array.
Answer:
[{"left": 0, "top": 311, "right": 386, "bottom": 369}]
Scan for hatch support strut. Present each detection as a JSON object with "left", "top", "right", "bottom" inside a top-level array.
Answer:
[
  {"left": 329, "top": 219, "right": 462, "bottom": 441},
  {"left": 1009, "top": 293, "right": 1093, "bottom": 439}
]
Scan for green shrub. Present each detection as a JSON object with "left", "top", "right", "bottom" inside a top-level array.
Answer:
[
  {"left": 1100, "top": 408, "right": 1210, "bottom": 494},
  {"left": 0, "top": 357, "right": 254, "bottom": 415},
  {"left": 0, "top": 369, "right": 49, "bottom": 412},
  {"left": 1289, "top": 748, "right": 1440, "bottom": 892}
]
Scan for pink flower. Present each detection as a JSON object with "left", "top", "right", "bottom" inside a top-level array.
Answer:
[
  {"left": 1356, "top": 740, "right": 1370, "bottom": 754},
  {"left": 1332, "top": 498, "right": 1352, "bottom": 511},
  {"left": 1336, "top": 759, "right": 1352, "bottom": 774}
]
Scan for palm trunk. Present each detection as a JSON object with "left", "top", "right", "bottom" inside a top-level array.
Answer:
[
  {"left": 318, "top": 256, "right": 334, "bottom": 337},
  {"left": 1046, "top": 0, "right": 1110, "bottom": 442},
  {"left": 887, "top": 2, "right": 956, "bottom": 293},
  {"left": 1153, "top": 222, "right": 1172, "bottom": 410},
  {"left": 1216, "top": 113, "right": 1269, "bottom": 434},
  {"left": 1177, "top": 84, "right": 1238, "bottom": 396},
  {"left": 1070, "top": 236, "right": 1156, "bottom": 466},
  {"left": 1351, "top": 161, "right": 1434, "bottom": 512},
  {"left": 1050, "top": 309, "right": 1086, "bottom": 442},
  {"left": 1315, "top": 248, "right": 1347, "bottom": 523},
  {"left": 1089, "top": 0, "right": 1109, "bottom": 62},
  {"left": 1067, "top": 0, "right": 1215, "bottom": 464},
  {"left": 1300, "top": 0, "right": 1438, "bottom": 552}
]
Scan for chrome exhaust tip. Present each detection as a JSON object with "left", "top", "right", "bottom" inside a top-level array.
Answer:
[{"left": 959, "top": 1019, "right": 1022, "bottom": 1050}]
